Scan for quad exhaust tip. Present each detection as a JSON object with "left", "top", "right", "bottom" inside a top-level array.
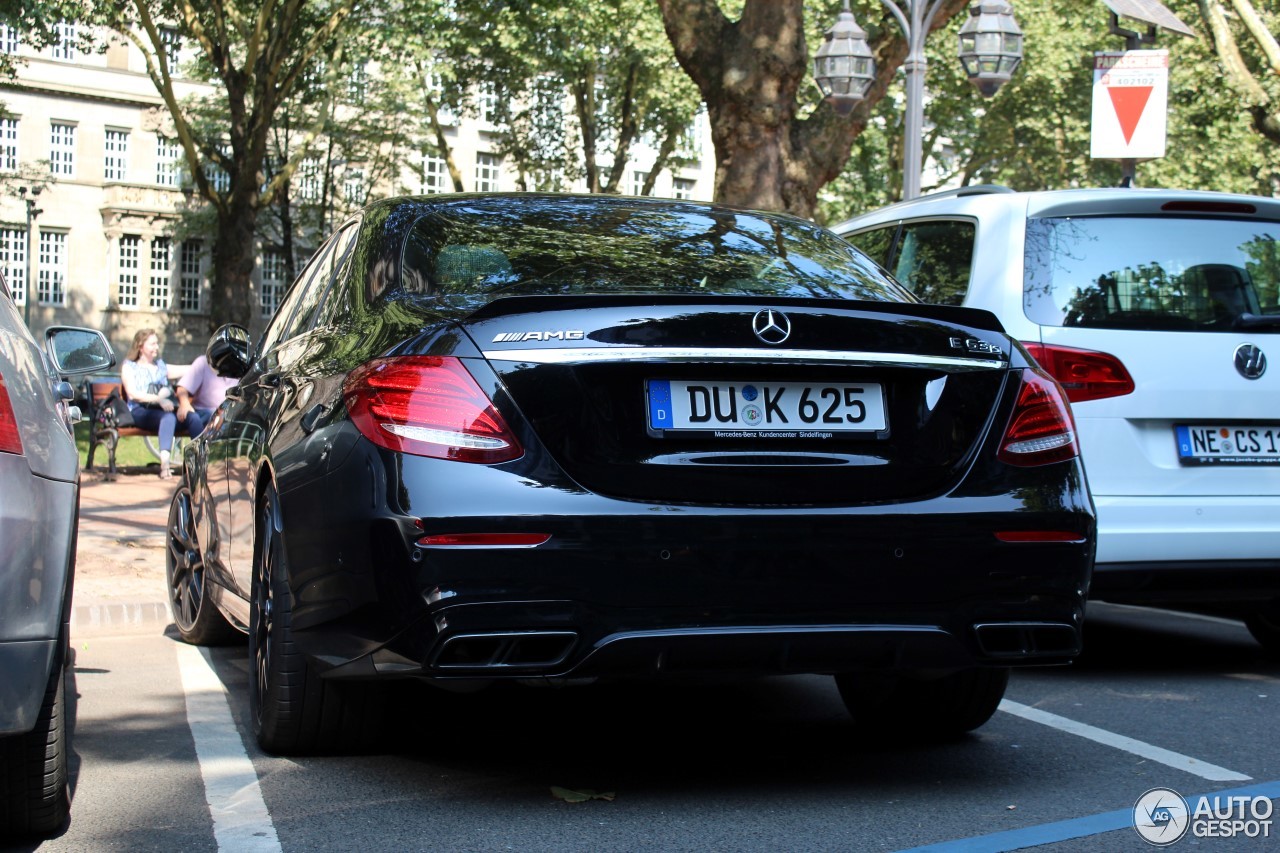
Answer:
[
  {"left": 974, "top": 622, "right": 1080, "bottom": 658},
  {"left": 432, "top": 631, "right": 578, "bottom": 670}
]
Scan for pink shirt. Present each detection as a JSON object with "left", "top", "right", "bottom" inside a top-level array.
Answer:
[{"left": 178, "top": 356, "right": 238, "bottom": 411}]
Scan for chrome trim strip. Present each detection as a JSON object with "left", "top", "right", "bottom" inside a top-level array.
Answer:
[{"left": 482, "top": 347, "right": 1005, "bottom": 371}]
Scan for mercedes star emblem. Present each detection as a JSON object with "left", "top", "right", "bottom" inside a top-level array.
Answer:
[
  {"left": 1235, "top": 343, "right": 1267, "bottom": 380},
  {"left": 752, "top": 309, "right": 792, "bottom": 345}
]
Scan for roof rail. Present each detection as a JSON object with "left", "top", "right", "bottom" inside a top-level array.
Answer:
[{"left": 920, "top": 185, "right": 1014, "bottom": 200}]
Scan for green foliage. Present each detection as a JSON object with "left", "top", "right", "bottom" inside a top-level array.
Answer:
[{"left": 817, "top": 0, "right": 1280, "bottom": 225}]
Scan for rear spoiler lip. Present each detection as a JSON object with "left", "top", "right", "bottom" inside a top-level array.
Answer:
[{"left": 459, "top": 293, "right": 1007, "bottom": 335}]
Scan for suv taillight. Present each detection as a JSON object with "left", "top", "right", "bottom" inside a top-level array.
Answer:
[
  {"left": 998, "top": 368, "right": 1078, "bottom": 467},
  {"left": 0, "top": 376, "right": 23, "bottom": 455},
  {"left": 1022, "top": 343, "right": 1135, "bottom": 403},
  {"left": 343, "top": 357, "right": 522, "bottom": 464}
]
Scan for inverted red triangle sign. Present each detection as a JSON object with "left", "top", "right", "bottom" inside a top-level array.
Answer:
[{"left": 1107, "top": 86, "right": 1154, "bottom": 145}]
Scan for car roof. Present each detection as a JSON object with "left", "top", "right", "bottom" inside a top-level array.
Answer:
[{"left": 832, "top": 186, "right": 1280, "bottom": 232}]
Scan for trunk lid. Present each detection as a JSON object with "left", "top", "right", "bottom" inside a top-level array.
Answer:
[{"left": 463, "top": 295, "right": 1012, "bottom": 506}]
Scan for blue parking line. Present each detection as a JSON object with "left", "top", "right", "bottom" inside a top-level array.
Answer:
[{"left": 898, "top": 780, "right": 1280, "bottom": 852}]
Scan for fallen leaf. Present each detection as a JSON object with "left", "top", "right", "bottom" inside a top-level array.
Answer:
[{"left": 551, "top": 786, "right": 615, "bottom": 803}]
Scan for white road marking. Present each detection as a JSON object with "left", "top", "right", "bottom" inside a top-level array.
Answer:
[
  {"left": 176, "top": 643, "right": 283, "bottom": 852},
  {"left": 999, "top": 699, "right": 1251, "bottom": 782}
]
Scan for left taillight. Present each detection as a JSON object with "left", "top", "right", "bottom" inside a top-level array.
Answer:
[
  {"left": 997, "top": 368, "right": 1078, "bottom": 467},
  {"left": 0, "top": 376, "right": 24, "bottom": 455},
  {"left": 343, "top": 356, "right": 522, "bottom": 464}
]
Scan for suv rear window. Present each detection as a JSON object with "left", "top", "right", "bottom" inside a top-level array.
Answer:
[{"left": 1023, "top": 216, "right": 1280, "bottom": 331}]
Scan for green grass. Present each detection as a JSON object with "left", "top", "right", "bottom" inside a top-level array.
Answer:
[{"left": 74, "top": 420, "right": 165, "bottom": 470}]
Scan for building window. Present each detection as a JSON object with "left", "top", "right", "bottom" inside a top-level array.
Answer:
[
  {"left": 1, "top": 228, "right": 26, "bottom": 306},
  {"left": 475, "top": 153, "right": 501, "bottom": 192},
  {"left": 38, "top": 232, "right": 66, "bottom": 306},
  {"left": 104, "top": 129, "right": 129, "bottom": 181},
  {"left": 51, "top": 23, "right": 76, "bottom": 61},
  {"left": 0, "top": 26, "right": 19, "bottom": 55},
  {"left": 479, "top": 83, "right": 499, "bottom": 125},
  {"left": 347, "top": 61, "right": 368, "bottom": 101},
  {"left": 672, "top": 178, "right": 696, "bottom": 200},
  {"left": 50, "top": 123, "right": 75, "bottom": 177},
  {"left": 156, "top": 136, "right": 180, "bottom": 187},
  {"left": 0, "top": 118, "right": 16, "bottom": 173},
  {"left": 631, "top": 170, "right": 648, "bottom": 197},
  {"left": 422, "top": 154, "right": 446, "bottom": 194},
  {"left": 261, "top": 249, "right": 286, "bottom": 318},
  {"left": 160, "top": 27, "right": 181, "bottom": 70},
  {"left": 179, "top": 240, "right": 203, "bottom": 312},
  {"left": 150, "top": 237, "right": 171, "bottom": 309},
  {"left": 118, "top": 235, "right": 140, "bottom": 308},
  {"left": 343, "top": 167, "right": 364, "bottom": 204},
  {"left": 298, "top": 156, "right": 320, "bottom": 201}
]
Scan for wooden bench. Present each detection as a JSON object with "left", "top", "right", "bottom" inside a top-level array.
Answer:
[{"left": 82, "top": 378, "right": 163, "bottom": 478}]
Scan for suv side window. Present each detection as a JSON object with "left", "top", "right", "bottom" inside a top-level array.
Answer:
[
  {"left": 889, "top": 220, "right": 975, "bottom": 306},
  {"left": 844, "top": 225, "right": 896, "bottom": 268}
]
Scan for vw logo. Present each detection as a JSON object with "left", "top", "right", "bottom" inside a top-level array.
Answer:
[
  {"left": 752, "top": 310, "right": 792, "bottom": 345},
  {"left": 1235, "top": 343, "right": 1267, "bottom": 380}
]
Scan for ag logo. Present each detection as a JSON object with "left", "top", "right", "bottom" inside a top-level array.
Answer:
[{"left": 1133, "top": 787, "right": 1190, "bottom": 846}]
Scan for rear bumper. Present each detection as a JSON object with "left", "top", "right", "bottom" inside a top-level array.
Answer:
[
  {"left": 275, "top": 448, "right": 1094, "bottom": 681},
  {"left": 1094, "top": 495, "right": 1280, "bottom": 563},
  {"left": 1091, "top": 559, "right": 1280, "bottom": 605},
  {"left": 1090, "top": 495, "right": 1280, "bottom": 604}
]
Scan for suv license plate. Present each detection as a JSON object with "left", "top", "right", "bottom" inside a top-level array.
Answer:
[
  {"left": 647, "top": 380, "right": 887, "bottom": 436},
  {"left": 1176, "top": 425, "right": 1280, "bottom": 465}
]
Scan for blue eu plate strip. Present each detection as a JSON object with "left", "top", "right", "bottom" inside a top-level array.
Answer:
[{"left": 648, "top": 380, "right": 672, "bottom": 430}]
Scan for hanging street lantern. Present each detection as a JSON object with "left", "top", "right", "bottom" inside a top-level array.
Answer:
[
  {"left": 957, "top": 0, "right": 1025, "bottom": 97},
  {"left": 813, "top": 0, "right": 877, "bottom": 115}
]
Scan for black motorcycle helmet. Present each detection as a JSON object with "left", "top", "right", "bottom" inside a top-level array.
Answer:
[{"left": 205, "top": 323, "right": 252, "bottom": 378}]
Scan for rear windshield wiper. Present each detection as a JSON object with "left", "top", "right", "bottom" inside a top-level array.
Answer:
[{"left": 1233, "top": 313, "right": 1280, "bottom": 330}]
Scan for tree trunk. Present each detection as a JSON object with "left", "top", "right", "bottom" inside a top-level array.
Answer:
[
  {"left": 209, "top": 192, "right": 260, "bottom": 332},
  {"left": 657, "top": 0, "right": 965, "bottom": 218}
]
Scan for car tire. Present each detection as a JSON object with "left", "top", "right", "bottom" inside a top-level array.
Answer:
[
  {"left": 166, "top": 485, "right": 239, "bottom": 645},
  {"left": 249, "top": 484, "right": 386, "bottom": 755},
  {"left": 1244, "top": 600, "right": 1280, "bottom": 658},
  {"left": 835, "top": 667, "right": 1010, "bottom": 739},
  {"left": 0, "top": 640, "right": 70, "bottom": 837}
]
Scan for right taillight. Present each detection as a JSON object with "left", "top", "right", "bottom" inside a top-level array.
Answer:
[
  {"left": 1021, "top": 343, "right": 1134, "bottom": 403},
  {"left": 998, "top": 368, "right": 1079, "bottom": 467},
  {"left": 343, "top": 356, "right": 522, "bottom": 464},
  {"left": 0, "top": 376, "right": 24, "bottom": 455}
]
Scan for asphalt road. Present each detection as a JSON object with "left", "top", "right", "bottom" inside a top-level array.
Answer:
[{"left": 15, "top": 601, "right": 1279, "bottom": 853}]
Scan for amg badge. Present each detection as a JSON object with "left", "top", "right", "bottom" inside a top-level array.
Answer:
[{"left": 492, "top": 330, "right": 585, "bottom": 343}]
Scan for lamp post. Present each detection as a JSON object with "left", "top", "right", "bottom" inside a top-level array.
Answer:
[
  {"left": 814, "top": 0, "right": 1025, "bottom": 200},
  {"left": 18, "top": 185, "right": 42, "bottom": 331}
]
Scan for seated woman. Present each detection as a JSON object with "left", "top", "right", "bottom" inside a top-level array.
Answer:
[{"left": 120, "top": 328, "right": 194, "bottom": 479}]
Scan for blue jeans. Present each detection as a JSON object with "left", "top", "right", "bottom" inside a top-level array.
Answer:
[
  {"left": 128, "top": 405, "right": 198, "bottom": 451},
  {"left": 184, "top": 408, "right": 216, "bottom": 438}
]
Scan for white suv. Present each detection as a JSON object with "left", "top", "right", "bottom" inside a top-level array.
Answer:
[{"left": 834, "top": 187, "right": 1280, "bottom": 653}]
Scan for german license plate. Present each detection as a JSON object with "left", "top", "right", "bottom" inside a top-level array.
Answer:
[
  {"left": 1176, "top": 425, "right": 1280, "bottom": 465},
  {"left": 647, "top": 379, "right": 887, "bottom": 437}
]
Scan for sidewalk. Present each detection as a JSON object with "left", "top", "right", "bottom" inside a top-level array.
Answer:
[{"left": 72, "top": 468, "right": 177, "bottom": 636}]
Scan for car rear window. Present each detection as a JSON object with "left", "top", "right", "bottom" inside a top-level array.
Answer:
[
  {"left": 398, "top": 198, "right": 912, "bottom": 306},
  {"left": 1023, "top": 216, "right": 1280, "bottom": 331}
]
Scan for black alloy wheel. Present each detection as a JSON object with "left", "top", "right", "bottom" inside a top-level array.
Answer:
[
  {"left": 1244, "top": 598, "right": 1280, "bottom": 659},
  {"left": 835, "top": 667, "right": 1010, "bottom": 740},
  {"left": 166, "top": 485, "right": 238, "bottom": 645}
]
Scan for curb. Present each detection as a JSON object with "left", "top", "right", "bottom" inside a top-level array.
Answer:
[{"left": 71, "top": 601, "right": 172, "bottom": 637}]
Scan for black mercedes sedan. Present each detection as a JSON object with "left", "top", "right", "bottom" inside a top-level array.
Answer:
[{"left": 167, "top": 194, "right": 1095, "bottom": 755}]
